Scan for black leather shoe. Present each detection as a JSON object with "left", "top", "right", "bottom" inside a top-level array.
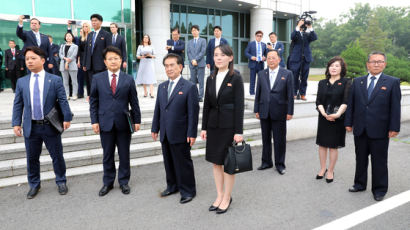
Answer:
[
  {"left": 209, "top": 205, "right": 218, "bottom": 211},
  {"left": 27, "top": 186, "right": 41, "bottom": 199},
  {"left": 120, "top": 184, "right": 130, "bottom": 195},
  {"left": 348, "top": 186, "right": 366, "bottom": 192},
  {"left": 99, "top": 185, "right": 113, "bottom": 196},
  {"left": 316, "top": 169, "right": 327, "bottom": 179},
  {"left": 58, "top": 183, "right": 68, "bottom": 195},
  {"left": 257, "top": 164, "right": 273, "bottom": 170},
  {"left": 161, "top": 189, "right": 178, "bottom": 197},
  {"left": 180, "top": 196, "right": 194, "bottom": 204},
  {"left": 374, "top": 194, "right": 385, "bottom": 202},
  {"left": 216, "top": 198, "right": 232, "bottom": 214},
  {"left": 277, "top": 168, "right": 286, "bottom": 175},
  {"left": 326, "top": 172, "right": 334, "bottom": 183}
]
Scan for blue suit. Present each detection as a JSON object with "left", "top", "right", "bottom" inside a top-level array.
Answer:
[
  {"left": 268, "top": 42, "right": 285, "bottom": 68},
  {"left": 151, "top": 77, "right": 199, "bottom": 197},
  {"left": 16, "top": 25, "right": 54, "bottom": 69},
  {"left": 344, "top": 73, "right": 401, "bottom": 196},
  {"left": 12, "top": 72, "right": 72, "bottom": 188},
  {"left": 112, "top": 34, "right": 127, "bottom": 65},
  {"left": 167, "top": 39, "right": 185, "bottom": 67},
  {"left": 288, "top": 29, "right": 317, "bottom": 96},
  {"left": 245, "top": 41, "right": 267, "bottom": 95},
  {"left": 205, "top": 37, "right": 228, "bottom": 71},
  {"left": 187, "top": 37, "right": 206, "bottom": 100},
  {"left": 254, "top": 67, "right": 294, "bottom": 170},
  {"left": 90, "top": 71, "right": 141, "bottom": 186}
]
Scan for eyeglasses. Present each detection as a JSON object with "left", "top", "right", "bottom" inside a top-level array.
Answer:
[{"left": 368, "top": 61, "right": 385, "bottom": 65}]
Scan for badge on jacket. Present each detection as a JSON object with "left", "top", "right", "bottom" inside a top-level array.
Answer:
[
  {"left": 381, "top": 86, "right": 387, "bottom": 90},
  {"left": 227, "top": 83, "right": 232, "bottom": 87},
  {"left": 178, "top": 91, "right": 183, "bottom": 95},
  {"left": 281, "top": 77, "right": 285, "bottom": 80}
]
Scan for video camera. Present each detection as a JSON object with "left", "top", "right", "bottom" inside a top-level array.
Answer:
[{"left": 298, "top": 11, "right": 317, "bottom": 31}]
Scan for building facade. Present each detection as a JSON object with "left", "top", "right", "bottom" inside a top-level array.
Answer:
[{"left": 0, "top": 0, "right": 306, "bottom": 87}]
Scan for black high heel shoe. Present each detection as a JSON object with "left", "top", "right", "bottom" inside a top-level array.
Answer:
[
  {"left": 209, "top": 204, "right": 219, "bottom": 211},
  {"left": 326, "top": 171, "right": 334, "bottom": 183},
  {"left": 316, "top": 169, "right": 327, "bottom": 179},
  {"left": 216, "top": 197, "right": 232, "bottom": 214},
  {"left": 150, "top": 93, "right": 154, "bottom": 98}
]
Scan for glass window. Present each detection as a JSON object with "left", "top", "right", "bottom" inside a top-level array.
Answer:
[
  {"left": 35, "top": 0, "right": 71, "bottom": 19},
  {"left": 208, "top": 9, "right": 214, "bottom": 35},
  {"left": 171, "top": 5, "right": 180, "bottom": 31},
  {"left": 240, "top": 41, "right": 249, "bottom": 63},
  {"left": 278, "top": 19, "right": 287, "bottom": 41},
  {"left": 215, "top": 10, "right": 221, "bottom": 26},
  {"left": 245, "top": 14, "right": 250, "bottom": 38},
  {"left": 124, "top": 0, "right": 132, "bottom": 23},
  {"left": 180, "top": 6, "right": 187, "bottom": 34},
  {"left": 73, "top": 0, "right": 122, "bottom": 22},
  {"left": 240, "top": 14, "right": 245, "bottom": 38},
  {"left": 0, "top": 0, "right": 32, "bottom": 15},
  {"left": 232, "top": 39, "right": 238, "bottom": 64},
  {"left": 187, "top": 7, "right": 207, "bottom": 35},
  {"left": 222, "top": 11, "right": 238, "bottom": 37},
  {"left": 272, "top": 18, "right": 277, "bottom": 33}
]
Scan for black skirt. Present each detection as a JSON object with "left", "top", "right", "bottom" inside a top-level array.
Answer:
[
  {"left": 316, "top": 114, "right": 346, "bottom": 148},
  {"left": 205, "top": 128, "right": 235, "bottom": 165}
]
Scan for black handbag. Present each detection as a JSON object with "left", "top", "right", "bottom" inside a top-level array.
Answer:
[
  {"left": 45, "top": 101, "right": 73, "bottom": 134},
  {"left": 124, "top": 110, "right": 135, "bottom": 134},
  {"left": 224, "top": 141, "right": 253, "bottom": 175}
]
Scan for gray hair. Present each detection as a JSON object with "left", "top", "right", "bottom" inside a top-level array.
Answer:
[{"left": 367, "top": 51, "right": 387, "bottom": 62}]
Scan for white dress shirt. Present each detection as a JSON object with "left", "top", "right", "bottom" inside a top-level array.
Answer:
[
  {"left": 255, "top": 42, "right": 262, "bottom": 61},
  {"left": 367, "top": 72, "right": 382, "bottom": 88},
  {"left": 30, "top": 69, "right": 46, "bottom": 119},
  {"left": 168, "top": 75, "right": 182, "bottom": 96},
  {"left": 215, "top": 37, "right": 220, "bottom": 47},
  {"left": 108, "top": 69, "right": 121, "bottom": 86},
  {"left": 269, "top": 66, "right": 280, "bottom": 89},
  {"left": 216, "top": 69, "right": 228, "bottom": 97}
]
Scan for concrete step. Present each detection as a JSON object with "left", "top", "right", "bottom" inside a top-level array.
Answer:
[
  {"left": 0, "top": 118, "right": 261, "bottom": 161},
  {"left": 0, "top": 128, "right": 263, "bottom": 179},
  {"left": 0, "top": 110, "right": 255, "bottom": 144}
]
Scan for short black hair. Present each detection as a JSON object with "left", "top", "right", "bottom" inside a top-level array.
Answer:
[
  {"left": 90, "top": 14, "right": 103, "bottom": 22},
  {"left": 9, "top": 40, "right": 16, "bottom": 43},
  {"left": 191, "top": 25, "right": 199, "bottom": 32},
  {"left": 47, "top": 35, "right": 53, "bottom": 39},
  {"left": 269, "top": 32, "right": 277, "bottom": 37},
  {"left": 64, "top": 32, "right": 74, "bottom": 42},
  {"left": 171, "top": 27, "right": 180, "bottom": 34},
  {"left": 255, "top": 30, "right": 263, "bottom": 35},
  {"left": 213, "top": 26, "right": 222, "bottom": 31},
  {"left": 163, "top": 53, "right": 183, "bottom": 65},
  {"left": 24, "top": 46, "right": 46, "bottom": 59},
  {"left": 102, "top": 46, "right": 122, "bottom": 60},
  {"left": 267, "top": 49, "right": 280, "bottom": 58},
  {"left": 30, "top": 18, "right": 41, "bottom": 25}
]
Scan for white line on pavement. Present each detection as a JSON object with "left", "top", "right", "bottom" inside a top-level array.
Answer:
[{"left": 313, "top": 190, "right": 410, "bottom": 230}]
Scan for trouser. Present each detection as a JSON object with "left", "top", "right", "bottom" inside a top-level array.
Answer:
[
  {"left": 189, "top": 66, "right": 205, "bottom": 100},
  {"left": 249, "top": 62, "right": 264, "bottom": 95},
  {"left": 260, "top": 116, "right": 287, "bottom": 169},
  {"left": 62, "top": 70, "right": 78, "bottom": 97},
  {"left": 289, "top": 58, "right": 310, "bottom": 96}
]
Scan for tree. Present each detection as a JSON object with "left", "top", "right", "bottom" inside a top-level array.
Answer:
[
  {"left": 340, "top": 41, "right": 367, "bottom": 78},
  {"left": 384, "top": 54, "right": 410, "bottom": 82},
  {"left": 358, "top": 17, "right": 390, "bottom": 54}
]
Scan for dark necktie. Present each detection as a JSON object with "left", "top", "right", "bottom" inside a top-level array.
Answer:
[
  {"left": 112, "top": 35, "right": 116, "bottom": 45},
  {"left": 367, "top": 76, "right": 376, "bottom": 99},
  {"left": 168, "top": 81, "right": 174, "bottom": 99},
  {"left": 33, "top": 74, "right": 42, "bottom": 120},
  {"left": 111, "top": 73, "right": 117, "bottom": 95},
  {"left": 91, "top": 32, "right": 97, "bottom": 54}
]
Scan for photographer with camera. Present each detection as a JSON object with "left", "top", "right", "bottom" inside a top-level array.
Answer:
[{"left": 288, "top": 12, "right": 317, "bottom": 100}]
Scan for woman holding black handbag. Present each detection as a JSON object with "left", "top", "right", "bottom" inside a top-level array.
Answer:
[
  {"left": 200, "top": 44, "right": 244, "bottom": 214},
  {"left": 315, "top": 56, "right": 351, "bottom": 183}
]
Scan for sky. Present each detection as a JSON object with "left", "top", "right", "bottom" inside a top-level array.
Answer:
[{"left": 303, "top": 0, "right": 409, "bottom": 22}]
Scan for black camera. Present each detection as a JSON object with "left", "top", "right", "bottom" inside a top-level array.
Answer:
[{"left": 298, "top": 11, "right": 317, "bottom": 31}]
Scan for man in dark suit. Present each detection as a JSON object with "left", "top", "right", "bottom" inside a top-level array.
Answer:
[
  {"left": 16, "top": 16, "right": 54, "bottom": 72},
  {"left": 206, "top": 26, "right": 228, "bottom": 72},
  {"left": 345, "top": 51, "right": 401, "bottom": 202},
  {"left": 267, "top": 32, "right": 285, "bottom": 68},
  {"left": 5, "top": 40, "right": 24, "bottom": 92},
  {"left": 12, "top": 47, "right": 72, "bottom": 199},
  {"left": 166, "top": 27, "right": 185, "bottom": 69},
  {"left": 187, "top": 25, "right": 206, "bottom": 102},
  {"left": 245, "top": 30, "right": 267, "bottom": 95},
  {"left": 254, "top": 50, "right": 294, "bottom": 175},
  {"left": 110, "top": 23, "right": 127, "bottom": 70},
  {"left": 151, "top": 53, "right": 199, "bottom": 204},
  {"left": 48, "top": 35, "right": 61, "bottom": 76},
  {"left": 83, "top": 14, "right": 112, "bottom": 101},
  {"left": 288, "top": 19, "right": 317, "bottom": 100},
  {"left": 89, "top": 46, "right": 141, "bottom": 196}
]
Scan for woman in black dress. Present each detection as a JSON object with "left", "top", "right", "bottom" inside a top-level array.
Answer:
[
  {"left": 315, "top": 56, "right": 351, "bottom": 183},
  {"left": 201, "top": 44, "right": 244, "bottom": 214}
]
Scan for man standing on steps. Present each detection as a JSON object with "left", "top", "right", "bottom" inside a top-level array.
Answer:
[
  {"left": 12, "top": 47, "right": 72, "bottom": 199},
  {"left": 90, "top": 46, "right": 141, "bottom": 196},
  {"left": 152, "top": 53, "right": 199, "bottom": 204}
]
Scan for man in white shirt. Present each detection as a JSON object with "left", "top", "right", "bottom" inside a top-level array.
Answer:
[{"left": 187, "top": 25, "right": 206, "bottom": 102}]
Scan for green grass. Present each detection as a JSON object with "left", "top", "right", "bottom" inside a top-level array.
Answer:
[
  {"left": 309, "top": 74, "right": 326, "bottom": 81},
  {"left": 400, "top": 81, "right": 410, "bottom": 86}
]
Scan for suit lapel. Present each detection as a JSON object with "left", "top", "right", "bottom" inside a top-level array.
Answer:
[
  {"left": 103, "top": 71, "right": 112, "bottom": 94},
  {"left": 43, "top": 73, "right": 51, "bottom": 106},
  {"left": 24, "top": 76, "right": 31, "bottom": 108},
  {"left": 272, "top": 68, "right": 283, "bottom": 90},
  {"left": 30, "top": 31, "right": 38, "bottom": 46},
  {"left": 217, "top": 72, "right": 231, "bottom": 100},
  {"left": 368, "top": 74, "right": 386, "bottom": 103},
  {"left": 359, "top": 76, "right": 368, "bottom": 103},
  {"left": 167, "top": 78, "right": 184, "bottom": 106},
  {"left": 114, "top": 72, "right": 125, "bottom": 96}
]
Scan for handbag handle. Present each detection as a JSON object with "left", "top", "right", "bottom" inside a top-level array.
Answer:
[{"left": 231, "top": 140, "right": 247, "bottom": 153}]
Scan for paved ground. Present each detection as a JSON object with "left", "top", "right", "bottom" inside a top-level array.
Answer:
[{"left": 0, "top": 122, "right": 409, "bottom": 230}]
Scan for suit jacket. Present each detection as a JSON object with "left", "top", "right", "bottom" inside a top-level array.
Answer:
[
  {"left": 16, "top": 26, "right": 54, "bottom": 65},
  {"left": 84, "top": 30, "right": 112, "bottom": 72},
  {"left": 12, "top": 72, "right": 73, "bottom": 138},
  {"left": 344, "top": 73, "right": 401, "bottom": 139},
  {"left": 245, "top": 41, "right": 267, "bottom": 69},
  {"left": 5, "top": 49, "right": 24, "bottom": 70},
  {"left": 268, "top": 42, "right": 285, "bottom": 67},
  {"left": 151, "top": 77, "right": 199, "bottom": 144},
  {"left": 289, "top": 30, "right": 317, "bottom": 63},
  {"left": 167, "top": 39, "right": 185, "bottom": 64},
  {"left": 187, "top": 38, "right": 206, "bottom": 68},
  {"left": 59, "top": 44, "right": 79, "bottom": 71},
  {"left": 202, "top": 71, "right": 244, "bottom": 134},
  {"left": 254, "top": 67, "right": 294, "bottom": 120},
  {"left": 205, "top": 37, "right": 228, "bottom": 67},
  {"left": 112, "top": 34, "right": 127, "bottom": 63},
  {"left": 89, "top": 71, "right": 141, "bottom": 132}
]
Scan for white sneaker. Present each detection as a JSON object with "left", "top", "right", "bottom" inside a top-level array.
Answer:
[{"left": 72, "top": 96, "right": 78, "bottom": 101}]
